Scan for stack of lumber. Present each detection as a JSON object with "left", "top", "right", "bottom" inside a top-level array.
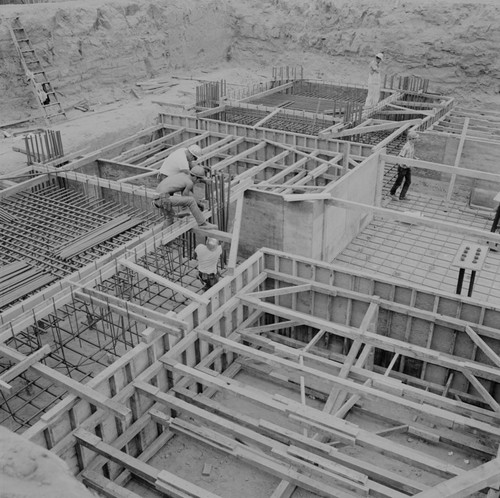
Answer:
[
  {"left": 53, "top": 215, "right": 143, "bottom": 260},
  {"left": 0, "top": 261, "right": 56, "bottom": 308},
  {"left": 0, "top": 207, "right": 16, "bottom": 223},
  {"left": 135, "top": 78, "right": 178, "bottom": 94},
  {"left": 73, "top": 99, "right": 91, "bottom": 112}
]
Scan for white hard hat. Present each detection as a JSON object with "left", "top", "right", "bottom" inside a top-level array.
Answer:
[
  {"left": 408, "top": 131, "right": 418, "bottom": 139},
  {"left": 187, "top": 144, "right": 202, "bottom": 159},
  {"left": 375, "top": 52, "right": 384, "bottom": 61},
  {"left": 190, "top": 166, "right": 205, "bottom": 177}
]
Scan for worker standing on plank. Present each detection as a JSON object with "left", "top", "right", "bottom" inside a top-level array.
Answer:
[
  {"left": 364, "top": 52, "right": 384, "bottom": 109},
  {"left": 195, "top": 237, "right": 222, "bottom": 291},
  {"left": 152, "top": 166, "right": 216, "bottom": 229},
  {"left": 390, "top": 130, "right": 420, "bottom": 201},
  {"left": 158, "top": 144, "right": 203, "bottom": 178}
]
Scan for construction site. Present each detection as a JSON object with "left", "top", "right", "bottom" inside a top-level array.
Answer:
[{"left": 1, "top": 0, "right": 500, "bottom": 497}]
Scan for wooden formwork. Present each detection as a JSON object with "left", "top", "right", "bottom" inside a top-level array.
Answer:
[{"left": 7, "top": 247, "right": 500, "bottom": 498}]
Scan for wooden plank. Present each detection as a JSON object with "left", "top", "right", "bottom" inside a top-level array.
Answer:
[
  {"left": 74, "top": 291, "right": 183, "bottom": 337},
  {"left": 445, "top": 117, "right": 469, "bottom": 206},
  {"left": 463, "top": 371, "right": 500, "bottom": 413},
  {"left": 175, "top": 386, "right": 426, "bottom": 495},
  {"left": 74, "top": 429, "right": 158, "bottom": 483},
  {"left": 464, "top": 325, "right": 500, "bottom": 369},
  {"left": 331, "top": 119, "right": 422, "bottom": 139},
  {"left": 142, "top": 387, "right": 369, "bottom": 490},
  {"left": 246, "top": 284, "right": 312, "bottom": 299},
  {"left": 82, "top": 471, "right": 144, "bottom": 498},
  {"left": 74, "top": 286, "right": 187, "bottom": 331},
  {"left": 240, "top": 320, "right": 299, "bottom": 335},
  {"left": 197, "top": 329, "right": 500, "bottom": 436},
  {"left": 156, "top": 470, "right": 223, "bottom": 498},
  {"left": 413, "top": 458, "right": 500, "bottom": 498},
  {"left": 239, "top": 82, "right": 294, "bottom": 102},
  {"left": 212, "top": 142, "right": 267, "bottom": 173},
  {"left": 0, "top": 344, "right": 51, "bottom": 384},
  {"left": 119, "top": 259, "right": 209, "bottom": 305},
  {"left": 0, "top": 346, "right": 131, "bottom": 422},
  {"left": 239, "top": 294, "right": 500, "bottom": 385},
  {"left": 227, "top": 191, "right": 245, "bottom": 274}
]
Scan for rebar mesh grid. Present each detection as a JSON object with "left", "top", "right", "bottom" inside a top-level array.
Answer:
[
  {"left": 0, "top": 180, "right": 163, "bottom": 311},
  {"left": 214, "top": 107, "right": 333, "bottom": 135},
  {"left": 0, "top": 232, "right": 210, "bottom": 433}
]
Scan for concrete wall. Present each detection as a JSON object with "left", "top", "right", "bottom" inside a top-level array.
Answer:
[
  {"left": 239, "top": 152, "right": 381, "bottom": 263},
  {"left": 322, "top": 153, "right": 380, "bottom": 262}
]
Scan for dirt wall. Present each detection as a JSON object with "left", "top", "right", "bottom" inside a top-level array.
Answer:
[
  {"left": 1, "top": 0, "right": 499, "bottom": 121},
  {"left": 0, "top": 0, "right": 233, "bottom": 118}
]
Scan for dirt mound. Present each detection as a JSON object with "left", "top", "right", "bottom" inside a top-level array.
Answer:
[{"left": 0, "top": 426, "right": 96, "bottom": 498}]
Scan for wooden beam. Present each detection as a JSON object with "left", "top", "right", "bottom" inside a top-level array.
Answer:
[
  {"left": 373, "top": 121, "right": 417, "bottom": 151},
  {"left": 252, "top": 107, "right": 284, "bottom": 129},
  {"left": 175, "top": 385, "right": 427, "bottom": 495},
  {"left": 165, "top": 357, "right": 464, "bottom": 478},
  {"left": 212, "top": 142, "right": 267, "bottom": 173},
  {"left": 0, "top": 346, "right": 131, "bottom": 421},
  {"left": 247, "top": 284, "right": 312, "bottom": 299},
  {"left": 381, "top": 154, "right": 500, "bottom": 183},
  {"left": 323, "top": 303, "right": 379, "bottom": 414},
  {"left": 264, "top": 139, "right": 343, "bottom": 171},
  {"left": 0, "top": 344, "right": 51, "bottom": 388},
  {"left": 445, "top": 117, "right": 469, "bottom": 207},
  {"left": 464, "top": 326, "right": 500, "bottom": 369},
  {"left": 227, "top": 191, "right": 244, "bottom": 273},
  {"left": 239, "top": 82, "right": 294, "bottom": 102},
  {"left": 119, "top": 259, "right": 209, "bottom": 305},
  {"left": 82, "top": 471, "right": 144, "bottom": 498},
  {"left": 74, "top": 291, "right": 184, "bottom": 336},
  {"left": 462, "top": 371, "right": 500, "bottom": 413},
  {"left": 240, "top": 320, "right": 299, "bottom": 335},
  {"left": 330, "top": 119, "right": 422, "bottom": 139},
  {"left": 412, "top": 458, "right": 500, "bottom": 498},
  {"left": 237, "top": 295, "right": 500, "bottom": 385}
]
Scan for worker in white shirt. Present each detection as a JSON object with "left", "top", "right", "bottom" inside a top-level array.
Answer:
[
  {"left": 364, "top": 52, "right": 384, "bottom": 109},
  {"left": 390, "top": 130, "right": 420, "bottom": 200},
  {"left": 158, "top": 144, "right": 203, "bottom": 178},
  {"left": 195, "top": 238, "right": 222, "bottom": 291},
  {"left": 152, "top": 166, "right": 216, "bottom": 229}
]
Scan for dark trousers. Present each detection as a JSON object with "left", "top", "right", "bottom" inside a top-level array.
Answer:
[
  {"left": 198, "top": 271, "right": 219, "bottom": 291},
  {"left": 390, "top": 166, "right": 411, "bottom": 199}
]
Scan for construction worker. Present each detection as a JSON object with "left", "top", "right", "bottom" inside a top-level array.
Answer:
[
  {"left": 364, "top": 52, "right": 384, "bottom": 109},
  {"left": 158, "top": 144, "right": 203, "bottom": 178},
  {"left": 390, "top": 130, "right": 420, "bottom": 201},
  {"left": 152, "top": 166, "right": 216, "bottom": 229},
  {"left": 195, "top": 237, "right": 222, "bottom": 291}
]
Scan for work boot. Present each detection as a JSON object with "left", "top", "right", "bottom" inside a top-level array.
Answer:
[
  {"left": 390, "top": 195, "right": 398, "bottom": 201},
  {"left": 198, "top": 222, "right": 217, "bottom": 230}
]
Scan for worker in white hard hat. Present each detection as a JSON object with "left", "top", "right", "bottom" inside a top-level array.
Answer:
[
  {"left": 195, "top": 237, "right": 223, "bottom": 291},
  {"left": 152, "top": 165, "right": 217, "bottom": 229},
  {"left": 390, "top": 130, "right": 420, "bottom": 201},
  {"left": 158, "top": 143, "right": 203, "bottom": 179},
  {"left": 364, "top": 52, "right": 384, "bottom": 109}
]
